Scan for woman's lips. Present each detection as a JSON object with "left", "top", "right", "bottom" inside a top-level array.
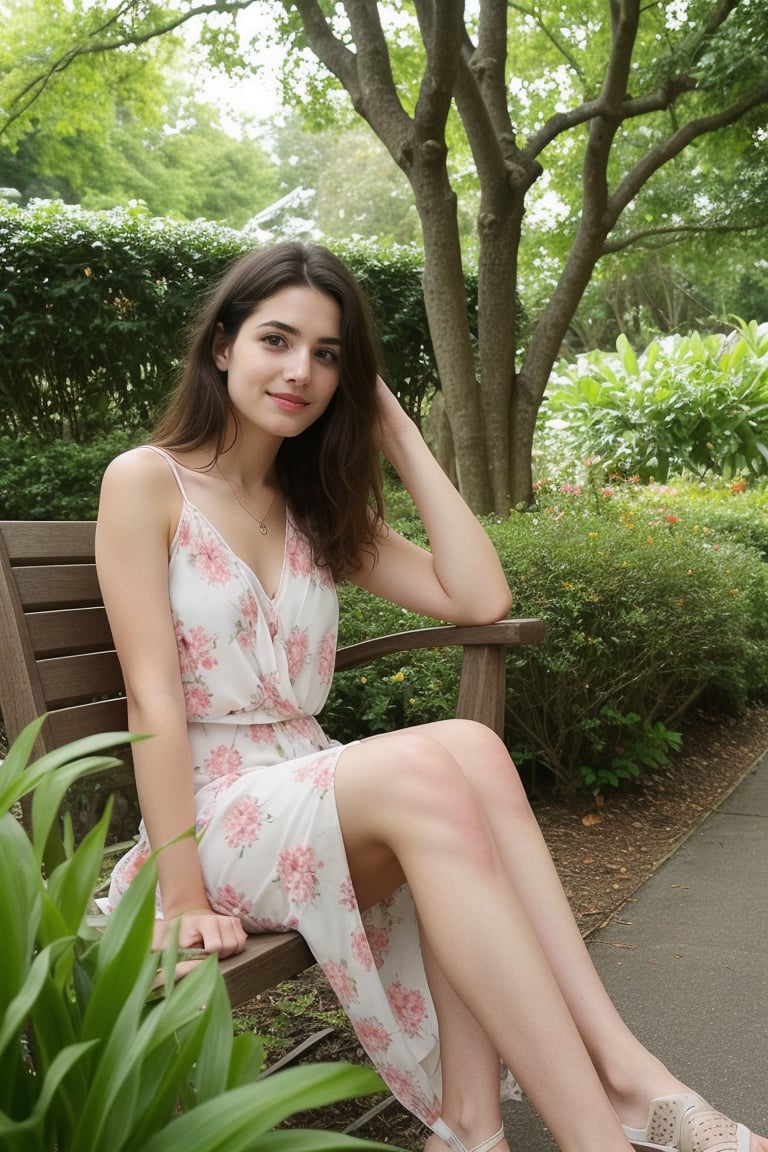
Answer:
[{"left": 269, "top": 392, "right": 309, "bottom": 411}]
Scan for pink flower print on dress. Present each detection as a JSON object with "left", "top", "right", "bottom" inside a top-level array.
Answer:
[
  {"left": 317, "top": 629, "right": 337, "bottom": 686},
  {"left": 234, "top": 590, "right": 260, "bottom": 649},
  {"left": 377, "top": 1064, "right": 440, "bottom": 1125},
  {"left": 175, "top": 621, "right": 218, "bottom": 676},
  {"left": 386, "top": 981, "right": 427, "bottom": 1039},
  {"left": 261, "top": 671, "right": 300, "bottom": 718},
  {"left": 203, "top": 744, "right": 244, "bottom": 780},
  {"left": 355, "top": 1017, "right": 392, "bottom": 1056},
  {"left": 239, "top": 588, "right": 260, "bottom": 627},
  {"left": 183, "top": 681, "right": 212, "bottom": 719},
  {"left": 364, "top": 925, "right": 391, "bottom": 970},
  {"left": 293, "top": 750, "right": 335, "bottom": 796},
  {"left": 350, "top": 928, "right": 374, "bottom": 972},
  {"left": 338, "top": 876, "right": 358, "bottom": 913},
  {"left": 284, "top": 716, "right": 325, "bottom": 746},
  {"left": 321, "top": 958, "right": 358, "bottom": 1009},
  {"left": 313, "top": 562, "right": 335, "bottom": 591},
  {"left": 177, "top": 514, "right": 191, "bottom": 548},
  {"left": 244, "top": 914, "right": 291, "bottom": 933},
  {"left": 213, "top": 883, "right": 253, "bottom": 918},
  {"left": 188, "top": 533, "right": 233, "bottom": 586},
  {"left": 222, "top": 794, "right": 265, "bottom": 852},
  {"left": 113, "top": 841, "right": 151, "bottom": 887},
  {"left": 276, "top": 843, "right": 323, "bottom": 906},
  {"left": 285, "top": 527, "right": 313, "bottom": 578},
  {"left": 285, "top": 626, "right": 310, "bottom": 681},
  {"left": 195, "top": 773, "right": 241, "bottom": 833},
  {"left": 246, "top": 722, "right": 278, "bottom": 745}
]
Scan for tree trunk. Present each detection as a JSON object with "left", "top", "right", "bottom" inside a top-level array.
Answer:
[{"left": 412, "top": 146, "right": 494, "bottom": 512}]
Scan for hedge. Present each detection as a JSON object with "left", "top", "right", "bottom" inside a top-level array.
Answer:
[{"left": 0, "top": 200, "right": 471, "bottom": 441}]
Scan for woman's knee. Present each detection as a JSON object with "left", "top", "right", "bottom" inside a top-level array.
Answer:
[
  {"left": 339, "top": 729, "right": 484, "bottom": 836},
  {"left": 422, "top": 718, "right": 530, "bottom": 809}
]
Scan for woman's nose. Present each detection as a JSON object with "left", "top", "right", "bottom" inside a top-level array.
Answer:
[{"left": 284, "top": 346, "right": 311, "bottom": 384}]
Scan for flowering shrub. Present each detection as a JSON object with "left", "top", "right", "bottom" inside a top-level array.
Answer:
[
  {"left": 321, "top": 584, "right": 459, "bottom": 742},
  {"left": 324, "top": 475, "right": 768, "bottom": 796},
  {"left": 486, "top": 479, "right": 768, "bottom": 793}
]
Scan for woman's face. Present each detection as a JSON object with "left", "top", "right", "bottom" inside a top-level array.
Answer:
[{"left": 214, "top": 285, "right": 342, "bottom": 440}]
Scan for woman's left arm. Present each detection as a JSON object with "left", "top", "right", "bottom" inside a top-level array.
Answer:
[{"left": 350, "top": 378, "right": 513, "bottom": 626}]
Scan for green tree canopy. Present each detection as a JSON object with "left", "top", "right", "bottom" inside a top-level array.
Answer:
[{"left": 4, "top": 0, "right": 768, "bottom": 511}]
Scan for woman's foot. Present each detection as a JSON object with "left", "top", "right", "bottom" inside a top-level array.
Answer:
[
  {"left": 621, "top": 1092, "right": 767, "bottom": 1152},
  {"left": 425, "top": 1121, "right": 510, "bottom": 1152}
]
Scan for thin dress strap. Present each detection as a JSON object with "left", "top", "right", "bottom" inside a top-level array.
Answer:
[{"left": 142, "top": 445, "right": 189, "bottom": 500}]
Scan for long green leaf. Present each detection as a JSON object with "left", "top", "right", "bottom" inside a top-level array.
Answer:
[
  {"left": 31, "top": 755, "right": 123, "bottom": 865},
  {"left": 142, "top": 1064, "right": 386, "bottom": 1152},
  {"left": 0, "top": 815, "right": 41, "bottom": 1004},
  {"left": 0, "top": 726, "right": 137, "bottom": 818},
  {"left": 0, "top": 940, "right": 72, "bottom": 1057},
  {"left": 251, "top": 1132, "right": 403, "bottom": 1151},
  {"left": 46, "top": 801, "right": 113, "bottom": 934},
  {"left": 0, "top": 716, "right": 46, "bottom": 813}
]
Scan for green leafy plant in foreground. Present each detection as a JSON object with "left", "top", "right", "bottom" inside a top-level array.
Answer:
[{"left": 0, "top": 718, "right": 399, "bottom": 1152}]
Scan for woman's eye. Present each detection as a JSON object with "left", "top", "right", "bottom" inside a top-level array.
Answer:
[
  {"left": 316, "top": 348, "right": 339, "bottom": 363},
  {"left": 262, "top": 333, "right": 285, "bottom": 347}
]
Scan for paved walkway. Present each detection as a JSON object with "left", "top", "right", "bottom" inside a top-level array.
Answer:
[{"left": 501, "top": 751, "right": 768, "bottom": 1148}]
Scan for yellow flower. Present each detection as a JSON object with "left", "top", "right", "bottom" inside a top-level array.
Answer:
[
  {"left": 588, "top": 531, "right": 599, "bottom": 539},
  {"left": 561, "top": 581, "right": 574, "bottom": 591},
  {"left": 392, "top": 671, "right": 405, "bottom": 683},
  {"left": 408, "top": 697, "right": 416, "bottom": 705},
  {"left": 359, "top": 676, "right": 367, "bottom": 684}
]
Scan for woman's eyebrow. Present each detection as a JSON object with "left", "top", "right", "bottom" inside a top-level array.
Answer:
[{"left": 256, "top": 319, "right": 341, "bottom": 345}]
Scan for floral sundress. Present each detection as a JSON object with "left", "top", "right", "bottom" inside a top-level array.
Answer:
[{"left": 102, "top": 446, "right": 522, "bottom": 1128}]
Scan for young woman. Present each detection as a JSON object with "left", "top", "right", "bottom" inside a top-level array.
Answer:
[{"left": 96, "top": 242, "right": 764, "bottom": 1152}]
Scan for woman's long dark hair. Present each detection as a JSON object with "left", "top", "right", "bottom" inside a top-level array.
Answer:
[{"left": 153, "top": 242, "right": 385, "bottom": 578}]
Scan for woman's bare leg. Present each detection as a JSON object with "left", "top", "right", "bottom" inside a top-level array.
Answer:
[
  {"left": 414, "top": 719, "right": 686, "bottom": 1127},
  {"left": 334, "top": 729, "right": 633, "bottom": 1152},
  {"left": 418, "top": 930, "right": 510, "bottom": 1152},
  {"left": 407, "top": 720, "right": 768, "bottom": 1152}
]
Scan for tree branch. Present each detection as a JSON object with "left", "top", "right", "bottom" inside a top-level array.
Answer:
[
  {"left": 411, "top": 0, "right": 465, "bottom": 138},
  {"left": 1, "top": 0, "right": 255, "bottom": 137},
  {"left": 288, "top": 0, "right": 361, "bottom": 101},
  {"left": 602, "top": 215, "right": 768, "bottom": 255},
  {"left": 452, "top": 6, "right": 514, "bottom": 192},
  {"left": 608, "top": 84, "right": 768, "bottom": 223}
]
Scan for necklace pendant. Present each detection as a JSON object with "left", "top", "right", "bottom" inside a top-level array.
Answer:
[{"left": 259, "top": 522, "right": 268, "bottom": 536}]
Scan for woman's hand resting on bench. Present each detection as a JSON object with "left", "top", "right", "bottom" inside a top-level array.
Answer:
[{"left": 150, "top": 907, "right": 247, "bottom": 985}]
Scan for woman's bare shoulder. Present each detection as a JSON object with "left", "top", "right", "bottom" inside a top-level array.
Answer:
[{"left": 100, "top": 445, "right": 177, "bottom": 493}]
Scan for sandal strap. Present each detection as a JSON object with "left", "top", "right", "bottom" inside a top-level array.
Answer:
[
  {"left": 431, "top": 1118, "right": 505, "bottom": 1152},
  {"left": 468, "top": 1127, "right": 506, "bottom": 1152}
]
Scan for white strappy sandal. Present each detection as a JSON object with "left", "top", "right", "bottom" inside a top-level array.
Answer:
[
  {"left": 623, "top": 1093, "right": 751, "bottom": 1152},
  {"left": 431, "top": 1117, "right": 506, "bottom": 1152}
]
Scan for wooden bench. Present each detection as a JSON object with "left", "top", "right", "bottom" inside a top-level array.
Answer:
[{"left": 0, "top": 518, "right": 546, "bottom": 1009}]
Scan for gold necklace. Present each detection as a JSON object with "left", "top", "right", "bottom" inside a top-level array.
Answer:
[{"left": 216, "top": 461, "right": 278, "bottom": 536}]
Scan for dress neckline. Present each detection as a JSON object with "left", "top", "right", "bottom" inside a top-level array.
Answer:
[
  {"left": 146, "top": 445, "right": 290, "bottom": 602},
  {"left": 179, "top": 497, "right": 290, "bottom": 604}
]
